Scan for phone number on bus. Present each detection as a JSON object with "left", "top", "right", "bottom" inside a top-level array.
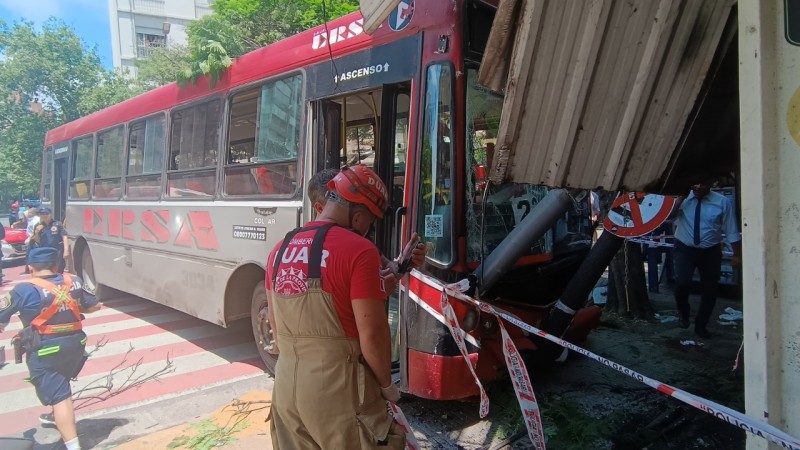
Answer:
[{"left": 232, "top": 225, "right": 267, "bottom": 241}]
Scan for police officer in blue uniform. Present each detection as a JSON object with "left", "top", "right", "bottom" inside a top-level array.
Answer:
[
  {"left": 37, "top": 207, "right": 69, "bottom": 273},
  {"left": 0, "top": 247, "right": 100, "bottom": 450}
]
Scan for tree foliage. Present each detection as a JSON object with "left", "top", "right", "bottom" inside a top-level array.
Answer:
[
  {"left": 177, "top": 0, "right": 360, "bottom": 86},
  {"left": 135, "top": 45, "right": 192, "bottom": 89},
  {"left": 0, "top": 19, "right": 142, "bottom": 199}
]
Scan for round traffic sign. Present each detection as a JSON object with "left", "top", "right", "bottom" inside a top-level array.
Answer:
[{"left": 603, "top": 192, "right": 678, "bottom": 237}]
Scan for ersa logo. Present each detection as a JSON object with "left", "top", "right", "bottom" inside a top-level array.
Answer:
[
  {"left": 388, "top": 0, "right": 415, "bottom": 31},
  {"left": 312, "top": 18, "right": 365, "bottom": 50},
  {"left": 83, "top": 208, "right": 220, "bottom": 251}
]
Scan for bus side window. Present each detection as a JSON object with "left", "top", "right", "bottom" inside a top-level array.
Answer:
[
  {"left": 127, "top": 115, "right": 165, "bottom": 200},
  {"left": 167, "top": 100, "right": 220, "bottom": 199},
  {"left": 223, "top": 74, "right": 303, "bottom": 197},
  {"left": 94, "top": 126, "right": 124, "bottom": 200},
  {"left": 69, "top": 135, "right": 94, "bottom": 200}
]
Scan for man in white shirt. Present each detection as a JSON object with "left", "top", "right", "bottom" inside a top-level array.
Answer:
[
  {"left": 672, "top": 181, "right": 741, "bottom": 338},
  {"left": 22, "top": 208, "right": 40, "bottom": 274}
]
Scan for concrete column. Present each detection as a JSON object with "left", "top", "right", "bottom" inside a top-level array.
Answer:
[{"left": 739, "top": 1, "right": 800, "bottom": 448}]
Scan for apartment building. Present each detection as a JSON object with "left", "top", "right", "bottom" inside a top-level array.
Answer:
[{"left": 108, "top": 0, "right": 213, "bottom": 75}]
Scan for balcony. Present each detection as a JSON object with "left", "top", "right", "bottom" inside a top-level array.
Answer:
[
  {"left": 136, "top": 33, "right": 166, "bottom": 58},
  {"left": 132, "top": 0, "right": 165, "bottom": 14}
]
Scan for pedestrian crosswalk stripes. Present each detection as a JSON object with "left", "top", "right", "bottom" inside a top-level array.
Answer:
[
  {"left": 0, "top": 267, "right": 265, "bottom": 437},
  {"left": 0, "top": 358, "right": 263, "bottom": 437},
  {"left": 0, "top": 326, "right": 253, "bottom": 393},
  {"left": 0, "top": 300, "right": 173, "bottom": 336},
  {"left": 0, "top": 341, "right": 261, "bottom": 414}
]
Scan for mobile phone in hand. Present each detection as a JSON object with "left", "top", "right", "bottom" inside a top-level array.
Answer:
[{"left": 396, "top": 236, "right": 421, "bottom": 274}]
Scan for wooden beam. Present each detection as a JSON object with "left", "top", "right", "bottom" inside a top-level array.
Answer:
[{"left": 360, "top": 0, "right": 403, "bottom": 34}]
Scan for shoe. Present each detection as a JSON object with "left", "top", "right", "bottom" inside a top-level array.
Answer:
[
  {"left": 679, "top": 315, "right": 690, "bottom": 329},
  {"left": 694, "top": 327, "right": 711, "bottom": 339},
  {"left": 39, "top": 412, "right": 55, "bottom": 425}
]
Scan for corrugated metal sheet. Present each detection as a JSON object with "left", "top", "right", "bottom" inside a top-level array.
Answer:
[
  {"left": 479, "top": 0, "right": 735, "bottom": 191},
  {"left": 359, "top": 0, "right": 403, "bottom": 33}
]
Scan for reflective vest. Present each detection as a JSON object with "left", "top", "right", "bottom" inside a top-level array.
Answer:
[{"left": 26, "top": 274, "right": 82, "bottom": 335}]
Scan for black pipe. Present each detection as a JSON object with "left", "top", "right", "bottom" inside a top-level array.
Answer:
[
  {"left": 473, "top": 189, "right": 573, "bottom": 295},
  {"left": 537, "top": 231, "right": 624, "bottom": 360}
]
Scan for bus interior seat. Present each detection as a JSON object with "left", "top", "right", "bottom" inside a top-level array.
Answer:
[
  {"left": 225, "top": 170, "right": 261, "bottom": 195},
  {"left": 255, "top": 167, "right": 295, "bottom": 195}
]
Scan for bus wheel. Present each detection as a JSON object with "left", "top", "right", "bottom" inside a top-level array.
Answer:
[
  {"left": 251, "top": 283, "right": 278, "bottom": 375},
  {"left": 80, "top": 248, "right": 107, "bottom": 300}
]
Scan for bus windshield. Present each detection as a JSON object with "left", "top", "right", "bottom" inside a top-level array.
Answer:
[{"left": 465, "top": 68, "right": 553, "bottom": 263}]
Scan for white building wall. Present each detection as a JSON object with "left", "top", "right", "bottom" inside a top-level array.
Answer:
[
  {"left": 739, "top": 0, "right": 800, "bottom": 448},
  {"left": 107, "top": 0, "right": 213, "bottom": 75}
]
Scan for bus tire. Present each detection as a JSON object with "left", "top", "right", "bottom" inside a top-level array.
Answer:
[
  {"left": 79, "top": 247, "right": 108, "bottom": 300},
  {"left": 251, "top": 283, "right": 278, "bottom": 375}
]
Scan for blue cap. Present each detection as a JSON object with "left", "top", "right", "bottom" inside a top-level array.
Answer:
[
  {"left": 27, "top": 247, "right": 58, "bottom": 265},
  {"left": 38, "top": 207, "right": 52, "bottom": 215}
]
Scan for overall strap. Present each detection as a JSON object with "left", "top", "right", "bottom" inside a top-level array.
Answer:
[
  {"left": 272, "top": 223, "right": 339, "bottom": 285},
  {"left": 273, "top": 227, "right": 302, "bottom": 285},
  {"left": 308, "top": 223, "right": 337, "bottom": 280},
  {"left": 27, "top": 274, "right": 82, "bottom": 334}
]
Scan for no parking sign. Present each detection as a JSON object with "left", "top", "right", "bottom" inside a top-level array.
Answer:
[{"left": 603, "top": 192, "right": 678, "bottom": 237}]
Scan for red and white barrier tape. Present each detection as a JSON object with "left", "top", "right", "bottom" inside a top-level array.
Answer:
[
  {"left": 490, "top": 304, "right": 546, "bottom": 449},
  {"left": 627, "top": 238, "right": 734, "bottom": 257},
  {"left": 411, "top": 270, "right": 800, "bottom": 450},
  {"left": 627, "top": 238, "right": 676, "bottom": 248},
  {"left": 440, "top": 292, "right": 490, "bottom": 418},
  {"left": 388, "top": 402, "right": 420, "bottom": 450}
]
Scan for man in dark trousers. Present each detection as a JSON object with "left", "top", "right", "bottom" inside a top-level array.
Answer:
[
  {"left": 673, "top": 181, "right": 741, "bottom": 338},
  {"left": 0, "top": 247, "right": 100, "bottom": 450},
  {"left": 36, "top": 208, "right": 69, "bottom": 273}
]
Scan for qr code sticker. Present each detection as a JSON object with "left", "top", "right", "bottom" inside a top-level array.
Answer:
[{"left": 425, "top": 214, "right": 444, "bottom": 238}]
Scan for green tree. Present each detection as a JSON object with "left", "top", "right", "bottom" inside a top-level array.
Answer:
[
  {"left": 0, "top": 19, "right": 143, "bottom": 198},
  {"left": 179, "top": 0, "right": 360, "bottom": 85},
  {"left": 0, "top": 101, "right": 55, "bottom": 199},
  {"left": 135, "top": 45, "right": 192, "bottom": 88},
  {"left": 79, "top": 69, "right": 145, "bottom": 117},
  {"left": 0, "top": 19, "right": 104, "bottom": 123}
]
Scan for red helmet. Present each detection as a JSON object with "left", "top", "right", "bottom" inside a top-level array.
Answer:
[{"left": 327, "top": 165, "right": 389, "bottom": 219}]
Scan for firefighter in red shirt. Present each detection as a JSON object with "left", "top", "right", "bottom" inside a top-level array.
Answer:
[{"left": 266, "top": 164, "right": 404, "bottom": 449}]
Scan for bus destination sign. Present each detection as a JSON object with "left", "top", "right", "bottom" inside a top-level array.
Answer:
[
  {"left": 233, "top": 225, "right": 267, "bottom": 241},
  {"left": 306, "top": 34, "right": 420, "bottom": 100}
]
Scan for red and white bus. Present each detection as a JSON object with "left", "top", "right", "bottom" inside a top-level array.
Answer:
[{"left": 42, "top": 0, "right": 596, "bottom": 400}]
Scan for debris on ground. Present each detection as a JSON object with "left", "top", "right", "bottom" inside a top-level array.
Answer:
[
  {"left": 719, "top": 307, "right": 743, "bottom": 321},
  {"left": 654, "top": 313, "right": 678, "bottom": 323}
]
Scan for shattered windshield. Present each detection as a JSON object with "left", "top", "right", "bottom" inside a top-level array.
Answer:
[{"left": 465, "top": 68, "right": 553, "bottom": 263}]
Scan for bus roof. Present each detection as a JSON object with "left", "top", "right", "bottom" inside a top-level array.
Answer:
[{"left": 44, "top": 10, "right": 419, "bottom": 147}]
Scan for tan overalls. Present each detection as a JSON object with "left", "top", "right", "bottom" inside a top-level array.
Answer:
[{"left": 269, "top": 224, "right": 405, "bottom": 450}]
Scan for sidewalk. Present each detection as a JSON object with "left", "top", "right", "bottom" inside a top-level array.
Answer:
[{"left": 112, "top": 390, "right": 273, "bottom": 450}]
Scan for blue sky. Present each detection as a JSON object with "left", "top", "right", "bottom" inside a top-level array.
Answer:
[{"left": 0, "top": 0, "right": 113, "bottom": 69}]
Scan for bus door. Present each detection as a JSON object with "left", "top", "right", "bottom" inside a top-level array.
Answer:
[
  {"left": 52, "top": 145, "right": 69, "bottom": 221},
  {"left": 376, "top": 84, "right": 411, "bottom": 365},
  {"left": 313, "top": 99, "right": 343, "bottom": 172},
  {"left": 309, "top": 83, "right": 412, "bottom": 363}
]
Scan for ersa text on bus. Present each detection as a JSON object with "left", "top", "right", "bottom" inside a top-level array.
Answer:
[
  {"left": 82, "top": 208, "right": 220, "bottom": 251},
  {"left": 311, "top": 17, "right": 364, "bottom": 50}
]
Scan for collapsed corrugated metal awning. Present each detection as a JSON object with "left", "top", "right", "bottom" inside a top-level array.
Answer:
[{"left": 479, "top": 0, "right": 736, "bottom": 191}]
